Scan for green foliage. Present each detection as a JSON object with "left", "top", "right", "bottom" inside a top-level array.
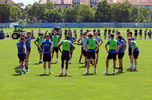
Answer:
[
  {"left": 137, "top": 7, "right": 149, "bottom": 23},
  {"left": 18, "top": 19, "right": 25, "bottom": 23},
  {"left": 45, "top": 1, "right": 54, "bottom": 10},
  {"left": 0, "top": 3, "right": 10, "bottom": 23}
]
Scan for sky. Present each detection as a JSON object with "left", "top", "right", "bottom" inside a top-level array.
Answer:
[{"left": 13, "top": 0, "right": 40, "bottom": 6}]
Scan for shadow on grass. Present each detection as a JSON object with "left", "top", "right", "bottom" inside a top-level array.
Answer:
[
  {"left": 126, "top": 70, "right": 138, "bottom": 72},
  {"left": 14, "top": 66, "right": 20, "bottom": 74},
  {"left": 116, "top": 72, "right": 125, "bottom": 74},
  {"left": 104, "top": 73, "right": 115, "bottom": 76},
  {"left": 12, "top": 74, "right": 21, "bottom": 76},
  {"left": 82, "top": 73, "right": 97, "bottom": 76},
  {"left": 51, "top": 62, "right": 57, "bottom": 64},
  {"left": 33, "top": 63, "right": 41, "bottom": 65},
  {"left": 79, "top": 66, "right": 86, "bottom": 68},
  {"left": 55, "top": 75, "right": 72, "bottom": 77},
  {"left": 36, "top": 74, "right": 50, "bottom": 76}
]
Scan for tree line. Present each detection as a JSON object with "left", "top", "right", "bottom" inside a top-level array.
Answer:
[{"left": 0, "top": 0, "right": 150, "bottom": 23}]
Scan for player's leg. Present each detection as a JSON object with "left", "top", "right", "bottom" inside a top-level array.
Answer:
[
  {"left": 20, "top": 61, "right": 24, "bottom": 74},
  {"left": 56, "top": 48, "right": 59, "bottom": 62},
  {"left": 61, "top": 59, "right": 64, "bottom": 75},
  {"left": 86, "top": 59, "right": 90, "bottom": 74},
  {"left": 133, "top": 52, "right": 139, "bottom": 70},
  {"left": 79, "top": 53, "right": 83, "bottom": 63},
  {"left": 40, "top": 52, "right": 43, "bottom": 63},
  {"left": 43, "top": 54, "right": 47, "bottom": 74},
  {"left": 48, "top": 54, "right": 52, "bottom": 74},
  {"left": 65, "top": 60, "right": 69, "bottom": 75},
  {"left": 51, "top": 48, "right": 54, "bottom": 63},
  {"left": 104, "top": 53, "right": 111, "bottom": 74}
]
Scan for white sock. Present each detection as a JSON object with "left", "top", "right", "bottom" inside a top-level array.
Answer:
[
  {"left": 94, "top": 68, "right": 96, "bottom": 71},
  {"left": 62, "top": 68, "right": 63, "bottom": 72},
  {"left": 70, "top": 59, "right": 71, "bottom": 62},
  {"left": 135, "top": 65, "right": 137, "bottom": 68},
  {"left": 44, "top": 68, "right": 46, "bottom": 72},
  {"left": 20, "top": 68, "right": 23, "bottom": 72},
  {"left": 49, "top": 68, "right": 51, "bottom": 72},
  {"left": 131, "top": 63, "right": 133, "bottom": 67},
  {"left": 57, "top": 58, "right": 58, "bottom": 61},
  {"left": 106, "top": 68, "right": 108, "bottom": 72},
  {"left": 51, "top": 59, "right": 53, "bottom": 62},
  {"left": 87, "top": 69, "right": 89, "bottom": 72},
  {"left": 65, "top": 69, "right": 68, "bottom": 73},
  {"left": 113, "top": 69, "right": 115, "bottom": 72},
  {"left": 19, "top": 63, "right": 21, "bottom": 66}
]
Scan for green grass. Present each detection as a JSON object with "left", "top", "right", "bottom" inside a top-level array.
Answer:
[
  {"left": 0, "top": 28, "right": 152, "bottom": 100},
  {"left": 3, "top": 28, "right": 151, "bottom": 39}
]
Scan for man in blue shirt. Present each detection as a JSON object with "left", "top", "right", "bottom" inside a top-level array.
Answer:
[
  {"left": 139, "top": 28, "right": 142, "bottom": 39},
  {"left": 26, "top": 32, "right": 32, "bottom": 64},
  {"left": 80, "top": 28, "right": 83, "bottom": 37},
  {"left": 128, "top": 37, "right": 140, "bottom": 71},
  {"left": 0, "top": 28, "right": 4, "bottom": 39},
  {"left": 58, "top": 36, "right": 75, "bottom": 75},
  {"left": 104, "top": 34, "right": 122, "bottom": 74},
  {"left": 144, "top": 29, "right": 147, "bottom": 39},
  {"left": 68, "top": 32, "right": 76, "bottom": 64},
  {"left": 85, "top": 32, "right": 99, "bottom": 74},
  {"left": 39, "top": 35, "right": 54, "bottom": 75},
  {"left": 97, "top": 29, "right": 100, "bottom": 36},
  {"left": 117, "top": 35, "right": 126, "bottom": 72},
  {"left": 17, "top": 37, "right": 26, "bottom": 74},
  {"left": 51, "top": 31, "right": 60, "bottom": 63}
]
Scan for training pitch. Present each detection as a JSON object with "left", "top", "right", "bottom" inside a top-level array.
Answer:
[{"left": 0, "top": 28, "right": 152, "bottom": 100}]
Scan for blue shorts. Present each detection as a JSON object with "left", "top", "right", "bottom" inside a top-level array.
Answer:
[
  {"left": 38, "top": 47, "right": 43, "bottom": 53},
  {"left": 104, "top": 33, "right": 107, "bottom": 36},
  {"left": 53, "top": 47, "right": 58, "bottom": 53},
  {"left": 87, "top": 52, "right": 95, "bottom": 59},
  {"left": 61, "top": 52, "right": 70, "bottom": 60}
]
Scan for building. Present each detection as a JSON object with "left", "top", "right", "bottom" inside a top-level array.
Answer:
[
  {"left": 0, "top": 0, "right": 17, "bottom": 6},
  {"left": 40, "top": 0, "right": 152, "bottom": 10},
  {"left": 39, "top": 0, "right": 114, "bottom": 9}
]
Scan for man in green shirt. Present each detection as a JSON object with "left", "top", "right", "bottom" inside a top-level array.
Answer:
[
  {"left": 51, "top": 31, "right": 60, "bottom": 63},
  {"left": 104, "top": 34, "right": 122, "bottom": 74},
  {"left": 34, "top": 33, "right": 44, "bottom": 63},
  {"left": 58, "top": 36, "right": 75, "bottom": 75}
]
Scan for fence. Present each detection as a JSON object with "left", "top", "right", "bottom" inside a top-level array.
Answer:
[{"left": 1, "top": 22, "right": 152, "bottom": 28}]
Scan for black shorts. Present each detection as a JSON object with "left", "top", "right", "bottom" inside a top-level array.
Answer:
[
  {"left": 24, "top": 54, "right": 28, "bottom": 59},
  {"left": 38, "top": 47, "right": 43, "bottom": 53},
  {"left": 95, "top": 47, "right": 99, "bottom": 53},
  {"left": 26, "top": 47, "right": 31, "bottom": 53},
  {"left": 53, "top": 47, "right": 58, "bottom": 53},
  {"left": 133, "top": 52, "right": 139, "bottom": 59},
  {"left": 18, "top": 54, "right": 25, "bottom": 61},
  {"left": 104, "top": 33, "right": 107, "bottom": 36},
  {"left": 43, "top": 54, "right": 51, "bottom": 62},
  {"left": 118, "top": 53, "right": 124, "bottom": 59},
  {"left": 87, "top": 52, "right": 95, "bottom": 59},
  {"left": 70, "top": 47, "right": 73, "bottom": 55},
  {"left": 61, "top": 52, "right": 70, "bottom": 60},
  {"left": 129, "top": 48, "right": 132, "bottom": 56},
  {"left": 98, "top": 33, "right": 100, "bottom": 36},
  {"left": 81, "top": 47, "right": 83, "bottom": 53},
  {"left": 82, "top": 50, "right": 87, "bottom": 57},
  {"left": 134, "top": 33, "right": 138, "bottom": 36},
  {"left": 107, "top": 53, "right": 116, "bottom": 60}
]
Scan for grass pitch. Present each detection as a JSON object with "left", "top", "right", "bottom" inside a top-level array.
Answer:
[{"left": 0, "top": 28, "right": 152, "bottom": 100}]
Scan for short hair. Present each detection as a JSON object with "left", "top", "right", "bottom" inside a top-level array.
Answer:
[
  {"left": 128, "top": 37, "right": 132, "bottom": 41},
  {"left": 117, "top": 31, "right": 121, "bottom": 35},
  {"left": 21, "top": 37, "right": 25, "bottom": 40},
  {"left": 40, "top": 33, "right": 44, "bottom": 35},
  {"left": 87, "top": 32, "right": 94, "bottom": 37},
  {"left": 27, "top": 32, "right": 31, "bottom": 34},
  {"left": 25, "top": 36, "right": 28, "bottom": 39},
  {"left": 110, "top": 34, "right": 114, "bottom": 37},
  {"left": 118, "top": 35, "right": 122, "bottom": 40},
  {"left": 128, "top": 31, "right": 132, "bottom": 35},
  {"left": 46, "top": 35, "right": 50, "bottom": 37},
  {"left": 66, "top": 36, "right": 70, "bottom": 40}
]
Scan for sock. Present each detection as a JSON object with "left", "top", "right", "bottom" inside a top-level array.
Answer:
[
  {"left": 121, "top": 67, "right": 123, "bottom": 71},
  {"left": 44, "top": 68, "right": 46, "bottom": 72},
  {"left": 96, "top": 59, "right": 98, "bottom": 62},
  {"left": 20, "top": 68, "right": 23, "bottom": 72},
  {"left": 131, "top": 63, "right": 133, "bottom": 67},
  {"left": 65, "top": 69, "right": 68, "bottom": 73},
  {"left": 51, "top": 59, "right": 53, "bottom": 62},
  {"left": 113, "top": 69, "right": 115, "bottom": 72},
  {"left": 106, "top": 68, "right": 108, "bottom": 72},
  {"left": 62, "top": 68, "right": 63, "bottom": 72},
  {"left": 135, "top": 65, "right": 137, "bottom": 68},
  {"left": 87, "top": 69, "right": 89, "bottom": 72},
  {"left": 94, "top": 68, "right": 96, "bottom": 71},
  {"left": 25, "top": 66, "right": 28, "bottom": 70},
  {"left": 49, "top": 68, "right": 51, "bottom": 72},
  {"left": 79, "top": 59, "right": 81, "bottom": 62},
  {"left": 57, "top": 58, "right": 58, "bottom": 61},
  {"left": 19, "top": 63, "right": 21, "bottom": 66}
]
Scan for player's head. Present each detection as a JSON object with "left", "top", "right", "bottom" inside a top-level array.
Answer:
[
  {"left": 45, "top": 35, "right": 50, "bottom": 40},
  {"left": 118, "top": 35, "right": 122, "bottom": 41},
  {"left": 82, "top": 32, "right": 87, "bottom": 38},
  {"left": 24, "top": 36, "right": 28, "bottom": 41},
  {"left": 40, "top": 33, "right": 44, "bottom": 38},
  {"left": 66, "top": 36, "right": 70, "bottom": 40},
  {"left": 95, "top": 32, "right": 98, "bottom": 37},
  {"left": 128, "top": 37, "right": 132, "bottom": 44},
  {"left": 128, "top": 31, "right": 132, "bottom": 37},
  {"left": 20, "top": 37, "right": 25, "bottom": 43},
  {"left": 87, "top": 32, "right": 94, "bottom": 38},
  {"left": 53, "top": 30, "right": 57, "bottom": 35},
  {"left": 27, "top": 32, "right": 31, "bottom": 37},
  {"left": 110, "top": 34, "right": 114, "bottom": 39},
  {"left": 117, "top": 31, "right": 121, "bottom": 36},
  {"left": 150, "top": 30, "right": 151, "bottom": 32},
  {"left": 20, "top": 32, "right": 26, "bottom": 37},
  {"left": 69, "top": 32, "right": 72, "bottom": 36}
]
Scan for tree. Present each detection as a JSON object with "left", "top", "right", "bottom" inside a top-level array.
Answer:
[
  {"left": 45, "top": 1, "right": 54, "bottom": 10},
  {"left": 137, "top": 6, "right": 149, "bottom": 22},
  {"left": 130, "top": 6, "right": 138, "bottom": 22},
  {"left": 0, "top": 3, "right": 10, "bottom": 23}
]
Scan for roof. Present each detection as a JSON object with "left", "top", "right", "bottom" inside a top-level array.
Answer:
[
  {"left": 0, "top": 0, "right": 16, "bottom": 5},
  {"left": 116, "top": 0, "right": 152, "bottom": 6},
  {"left": 39, "top": 0, "right": 152, "bottom": 5}
]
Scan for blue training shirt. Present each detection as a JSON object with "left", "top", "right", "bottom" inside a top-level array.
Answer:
[
  {"left": 106, "top": 40, "right": 120, "bottom": 53},
  {"left": 17, "top": 42, "right": 24, "bottom": 54},
  {"left": 60, "top": 41, "right": 73, "bottom": 53},
  {"left": 118, "top": 40, "right": 126, "bottom": 53},
  {"left": 41, "top": 40, "right": 53, "bottom": 54},
  {"left": 129, "top": 37, "right": 135, "bottom": 48},
  {"left": 131, "top": 42, "right": 140, "bottom": 53},
  {"left": 26, "top": 36, "right": 31, "bottom": 48},
  {"left": 86, "top": 39, "right": 98, "bottom": 52}
]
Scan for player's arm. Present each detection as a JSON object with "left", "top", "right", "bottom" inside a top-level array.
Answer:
[
  {"left": 105, "top": 44, "right": 109, "bottom": 53},
  {"left": 38, "top": 44, "right": 43, "bottom": 52},
  {"left": 131, "top": 44, "right": 134, "bottom": 56},
  {"left": 99, "top": 40, "right": 103, "bottom": 46},
  {"left": 51, "top": 44, "right": 54, "bottom": 53},
  {"left": 23, "top": 46, "right": 26, "bottom": 54},
  {"left": 34, "top": 39, "right": 38, "bottom": 47},
  {"left": 124, "top": 43, "right": 127, "bottom": 51},
  {"left": 58, "top": 43, "right": 62, "bottom": 53},
  {"left": 95, "top": 43, "right": 100, "bottom": 52},
  {"left": 70, "top": 45, "right": 75, "bottom": 53},
  {"left": 117, "top": 43, "right": 122, "bottom": 53}
]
